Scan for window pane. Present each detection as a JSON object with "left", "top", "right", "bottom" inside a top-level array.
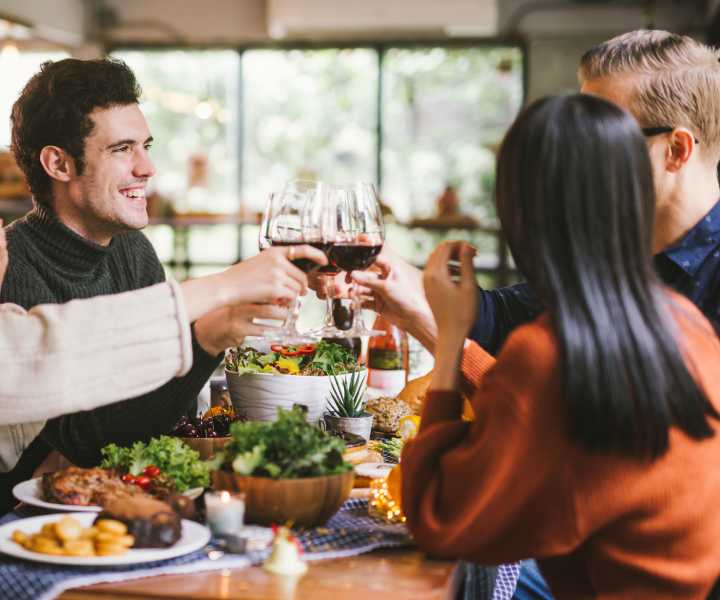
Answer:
[
  {"left": 382, "top": 46, "right": 523, "bottom": 222},
  {"left": 243, "top": 48, "right": 377, "bottom": 211},
  {"left": 112, "top": 50, "right": 240, "bottom": 214},
  {"left": 0, "top": 51, "right": 69, "bottom": 148}
]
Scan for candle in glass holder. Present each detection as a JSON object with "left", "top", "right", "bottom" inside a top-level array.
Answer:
[{"left": 205, "top": 490, "right": 246, "bottom": 536}]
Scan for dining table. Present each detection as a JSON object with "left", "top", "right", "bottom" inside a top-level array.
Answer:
[
  {"left": 58, "top": 548, "right": 458, "bottom": 600},
  {"left": 3, "top": 486, "right": 459, "bottom": 600}
]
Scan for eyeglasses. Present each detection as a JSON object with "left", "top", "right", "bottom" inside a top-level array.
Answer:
[{"left": 641, "top": 126, "right": 700, "bottom": 144}]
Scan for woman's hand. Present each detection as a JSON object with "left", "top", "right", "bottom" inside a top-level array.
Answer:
[
  {"left": 423, "top": 241, "right": 477, "bottom": 347},
  {"left": 350, "top": 248, "right": 438, "bottom": 351}
]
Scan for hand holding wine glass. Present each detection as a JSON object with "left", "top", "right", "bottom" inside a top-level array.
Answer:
[
  {"left": 329, "top": 182, "right": 385, "bottom": 337},
  {"left": 266, "top": 180, "right": 331, "bottom": 344}
]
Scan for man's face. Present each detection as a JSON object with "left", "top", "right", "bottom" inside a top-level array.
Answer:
[{"left": 65, "top": 104, "right": 155, "bottom": 241}]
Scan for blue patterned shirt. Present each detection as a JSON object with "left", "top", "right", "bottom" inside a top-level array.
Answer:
[{"left": 469, "top": 200, "right": 720, "bottom": 353}]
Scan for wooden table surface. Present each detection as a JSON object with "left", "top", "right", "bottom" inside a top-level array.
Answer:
[{"left": 59, "top": 548, "right": 457, "bottom": 600}]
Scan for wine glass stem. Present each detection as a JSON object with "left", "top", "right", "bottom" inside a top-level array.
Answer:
[
  {"left": 323, "top": 276, "right": 335, "bottom": 328},
  {"left": 349, "top": 272, "right": 365, "bottom": 331},
  {"left": 283, "top": 295, "right": 303, "bottom": 333}
]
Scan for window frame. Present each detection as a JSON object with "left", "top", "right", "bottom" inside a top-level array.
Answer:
[{"left": 108, "top": 38, "right": 527, "bottom": 286}]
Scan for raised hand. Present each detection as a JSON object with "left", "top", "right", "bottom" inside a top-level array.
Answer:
[{"left": 423, "top": 241, "right": 477, "bottom": 346}]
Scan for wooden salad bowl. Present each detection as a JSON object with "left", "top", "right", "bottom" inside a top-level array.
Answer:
[
  {"left": 179, "top": 436, "right": 231, "bottom": 460},
  {"left": 212, "top": 470, "right": 355, "bottom": 527}
]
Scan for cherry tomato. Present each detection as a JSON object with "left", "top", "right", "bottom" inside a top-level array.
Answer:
[
  {"left": 143, "top": 465, "right": 161, "bottom": 478},
  {"left": 121, "top": 473, "right": 135, "bottom": 484},
  {"left": 134, "top": 475, "right": 152, "bottom": 490},
  {"left": 270, "top": 344, "right": 315, "bottom": 357}
]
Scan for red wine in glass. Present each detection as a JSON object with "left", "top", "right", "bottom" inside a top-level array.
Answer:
[
  {"left": 271, "top": 240, "right": 330, "bottom": 273},
  {"left": 317, "top": 241, "right": 340, "bottom": 275},
  {"left": 328, "top": 243, "right": 382, "bottom": 272}
]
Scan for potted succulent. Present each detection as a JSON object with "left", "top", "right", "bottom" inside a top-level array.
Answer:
[{"left": 323, "top": 371, "right": 373, "bottom": 441}]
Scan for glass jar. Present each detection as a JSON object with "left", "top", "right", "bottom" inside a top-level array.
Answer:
[{"left": 210, "top": 378, "right": 232, "bottom": 410}]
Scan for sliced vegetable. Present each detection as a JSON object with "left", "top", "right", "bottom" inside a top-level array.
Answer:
[{"left": 270, "top": 344, "right": 316, "bottom": 357}]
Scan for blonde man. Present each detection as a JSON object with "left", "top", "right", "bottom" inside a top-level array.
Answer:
[{"left": 350, "top": 30, "right": 720, "bottom": 351}]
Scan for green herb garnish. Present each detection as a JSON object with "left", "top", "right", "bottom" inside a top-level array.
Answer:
[{"left": 222, "top": 406, "right": 352, "bottom": 479}]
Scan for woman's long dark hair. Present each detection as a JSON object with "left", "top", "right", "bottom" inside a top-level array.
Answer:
[{"left": 495, "top": 94, "right": 717, "bottom": 458}]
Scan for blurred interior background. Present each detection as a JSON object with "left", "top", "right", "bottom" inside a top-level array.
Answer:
[{"left": 0, "top": 0, "right": 716, "bottom": 290}]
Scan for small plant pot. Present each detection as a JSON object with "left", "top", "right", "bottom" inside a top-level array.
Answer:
[{"left": 324, "top": 412, "right": 374, "bottom": 442}]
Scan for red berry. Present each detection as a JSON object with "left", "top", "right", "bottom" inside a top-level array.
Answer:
[{"left": 121, "top": 473, "right": 135, "bottom": 484}]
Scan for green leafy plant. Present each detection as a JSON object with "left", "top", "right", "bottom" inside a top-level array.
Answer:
[
  {"left": 222, "top": 406, "right": 352, "bottom": 479},
  {"left": 100, "top": 436, "right": 210, "bottom": 492},
  {"left": 326, "top": 370, "right": 367, "bottom": 418}
]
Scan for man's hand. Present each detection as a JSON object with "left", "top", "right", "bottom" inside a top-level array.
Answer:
[
  {"left": 193, "top": 303, "right": 288, "bottom": 356},
  {"left": 219, "top": 245, "right": 327, "bottom": 306},
  {"left": 181, "top": 244, "right": 327, "bottom": 324}
]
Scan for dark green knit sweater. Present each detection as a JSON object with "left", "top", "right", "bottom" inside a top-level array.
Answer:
[{"left": 0, "top": 206, "right": 220, "bottom": 509}]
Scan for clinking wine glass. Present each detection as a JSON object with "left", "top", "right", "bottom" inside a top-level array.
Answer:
[
  {"left": 267, "top": 180, "right": 330, "bottom": 345},
  {"left": 329, "top": 182, "right": 385, "bottom": 338},
  {"left": 308, "top": 186, "right": 348, "bottom": 338}
]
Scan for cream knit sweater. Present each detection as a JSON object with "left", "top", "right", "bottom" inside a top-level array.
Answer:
[{"left": 0, "top": 280, "right": 192, "bottom": 471}]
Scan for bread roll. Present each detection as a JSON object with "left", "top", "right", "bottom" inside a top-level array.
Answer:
[{"left": 398, "top": 372, "right": 475, "bottom": 421}]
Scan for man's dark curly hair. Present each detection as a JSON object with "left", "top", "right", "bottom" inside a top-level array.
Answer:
[{"left": 10, "top": 58, "right": 142, "bottom": 207}]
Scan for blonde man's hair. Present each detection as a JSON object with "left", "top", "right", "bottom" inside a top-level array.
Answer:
[{"left": 579, "top": 30, "right": 720, "bottom": 159}]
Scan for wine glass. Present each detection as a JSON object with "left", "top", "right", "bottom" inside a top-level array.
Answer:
[
  {"left": 268, "top": 180, "right": 330, "bottom": 344},
  {"left": 308, "top": 186, "right": 348, "bottom": 338},
  {"left": 329, "top": 182, "right": 385, "bottom": 337}
]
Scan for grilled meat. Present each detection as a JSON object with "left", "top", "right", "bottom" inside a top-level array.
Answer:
[
  {"left": 96, "top": 496, "right": 182, "bottom": 548},
  {"left": 42, "top": 467, "right": 147, "bottom": 507}
]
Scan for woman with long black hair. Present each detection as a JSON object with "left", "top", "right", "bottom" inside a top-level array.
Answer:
[{"left": 401, "top": 94, "right": 720, "bottom": 599}]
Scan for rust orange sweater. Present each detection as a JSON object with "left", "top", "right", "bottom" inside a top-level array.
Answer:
[{"left": 402, "top": 295, "right": 720, "bottom": 599}]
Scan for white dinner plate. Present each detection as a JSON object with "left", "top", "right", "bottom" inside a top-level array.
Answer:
[
  {"left": 354, "top": 462, "right": 395, "bottom": 479},
  {"left": 12, "top": 478, "right": 204, "bottom": 512},
  {"left": 0, "top": 512, "right": 210, "bottom": 566},
  {"left": 12, "top": 478, "right": 101, "bottom": 513}
]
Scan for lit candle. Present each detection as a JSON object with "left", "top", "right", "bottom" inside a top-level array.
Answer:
[{"left": 205, "top": 490, "right": 246, "bottom": 536}]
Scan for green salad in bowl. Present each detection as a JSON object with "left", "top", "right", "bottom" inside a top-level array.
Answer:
[
  {"left": 224, "top": 341, "right": 365, "bottom": 424},
  {"left": 225, "top": 340, "right": 359, "bottom": 376},
  {"left": 212, "top": 407, "right": 355, "bottom": 527},
  {"left": 100, "top": 436, "right": 210, "bottom": 495}
]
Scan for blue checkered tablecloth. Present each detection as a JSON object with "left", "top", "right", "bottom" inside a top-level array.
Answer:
[{"left": 0, "top": 499, "right": 518, "bottom": 600}]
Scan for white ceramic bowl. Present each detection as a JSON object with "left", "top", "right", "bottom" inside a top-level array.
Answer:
[{"left": 225, "top": 369, "right": 367, "bottom": 425}]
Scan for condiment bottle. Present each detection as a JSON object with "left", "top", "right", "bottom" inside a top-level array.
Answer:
[{"left": 367, "top": 315, "right": 408, "bottom": 395}]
